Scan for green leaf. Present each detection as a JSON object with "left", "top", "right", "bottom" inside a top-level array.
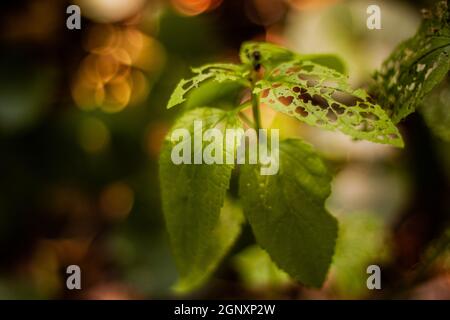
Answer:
[
  {"left": 159, "top": 107, "right": 244, "bottom": 292},
  {"left": 186, "top": 81, "right": 244, "bottom": 109},
  {"left": 256, "top": 60, "right": 404, "bottom": 147},
  {"left": 297, "top": 53, "right": 347, "bottom": 74},
  {"left": 167, "top": 64, "right": 249, "bottom": 109},
  {"left": 374, "top": 1, "right": 450, "bottom": 123},
  {"left": 240, "top": 41, "right": 295, "bottom": 69},
  {"left": 239, "top": 138, "right": 338, "bottom": 287}
]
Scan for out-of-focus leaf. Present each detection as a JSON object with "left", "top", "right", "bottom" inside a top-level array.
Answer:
[
  {"left": 0, "top": 62, "right": 56, "bottom": 134},
  {"left": 420, "top": 77, "right": 450, "bottom": 141},
  {"left": 233, "top": 245, "right": 290, "bottom": 290},
  {"left": 256, "top": 60, "right": 403, "bottom": 147},
  {"left": 332, "top": 212, "right": 390, "bottom": 298},
  {"left": 239, "top": 139, "right": 337, "bottom": 287},
  {"left": 374, "top": 1, "right": 450, "bottom": 123},
  {"left": 159, "top": 107, "right": 244, "bottom": 292}
]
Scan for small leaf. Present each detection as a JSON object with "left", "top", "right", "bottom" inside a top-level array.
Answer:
[
  {"left": 240, "top": 41, "right": 295, "bottom": 69},
  {"left": 159, "top": 107, "right": 244, "bottom": 292},
  {"left": 240, "top": 41, "right": 347, "bottom": 73},
  {"left": 256, "top": 60, "right": 404, "bottom": 147},
  {"left": 167, "top": 64, "right": 249, "bottom": 109},
  {"left": 239, "top": 139, "right": 338, "bottom": 287},
  {"left": 374, "top": 1, "right": 450, "bottom": 123}
]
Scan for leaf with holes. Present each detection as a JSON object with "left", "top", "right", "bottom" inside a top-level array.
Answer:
[
  {"left": 167, "top": 63, "right": 250, "bottom": 109},
  {"left": 374, "top": 1, "right": 450, "bottom": 123},
  {"left": 255, "top": 60, "right": 404, "bottom": 147}
]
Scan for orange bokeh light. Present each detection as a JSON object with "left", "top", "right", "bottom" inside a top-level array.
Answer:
[
  {"left": 72, "top": 24, "right": 164, "bottom": 112},
  {"left": 171, "top": 0, "right": 222, "bottom": 16}
]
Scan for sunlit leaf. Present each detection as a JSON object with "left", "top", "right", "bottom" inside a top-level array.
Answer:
[{"left": 256, "top": 60, "right": 403, "bottom": 147}]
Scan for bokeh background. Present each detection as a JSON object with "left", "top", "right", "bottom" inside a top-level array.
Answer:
[{"left": 0, "top": 0, "right": 449, "bottom": 299}]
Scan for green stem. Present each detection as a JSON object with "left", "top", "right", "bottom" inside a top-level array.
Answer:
[
  {"left": 234, "top": 101, "right": 252, "bottom": 113},
  {"left": 250, "top": 71, "right": 262, "bottom": 131},
  {"left": 251, "top": 93, "right": 261, "bottom": 131}
]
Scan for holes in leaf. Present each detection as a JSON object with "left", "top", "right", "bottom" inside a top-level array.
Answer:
[
  {"left": 307, "top": 80, "right": 319, "bottom": 87},
  {"left": 316, "top": 119, "right": 325, "bottom": 125},
  {"left": 293, "top": 86, "right": 307, "bottom": 94},
  {"left": 311, "top": 94, "right": 329, "bottom": 109},
  {"left": 360, "top": 112, "right": 379, "bottom": 121},
  {"left": 326, "top": 110, "right": 337, "bottom": 122},
  {"left": 272, "top": 83, "right": 282, "bottom": 88},
  {"left": 322, "top": 80, "right": 339, "bottom": 88},
  {"left": 286, "top": 66, "right": 301, "bottom": 75},
  {"left": 331, "top": 91, "right": 363, "bottom": 106},
  {"left": 298, "top": 93, "right": 312, "bottom": 104},
  {"left": 261, "top": 88, "right": 270, "bottom": 98},
  {"left": 295, "top": 106, "right": 309, "bottom": 117},
  {"left": 355, "top": 120, "right": 374, "bottom": 132},
  {"left": 298, "top": 74, "right": 319, "bottom": 82},
  {"left": 182, "top": 80, "right": 194, "bottom": 90},
  {"left": 358, "top": 103, "right": 368, "bottom": 109},
  {"left": 331, "top": 103, "right": 345, "bottom": 114},
  {"left": 366, "top": 95, "right": 376, "bottom": 104},
  {"left": 278, "top": 96, "right": 294, "bottom": 106}
]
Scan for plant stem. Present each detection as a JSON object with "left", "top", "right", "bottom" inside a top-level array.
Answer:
[
  {"left": 250, "top": 70, "right": 262, "bottom": 131},
  {"left": 251, "top": 93, "right": 261, "bottom": 131},
  {"left": 235, "top": 101, "right": 252, "bottom": 113}
]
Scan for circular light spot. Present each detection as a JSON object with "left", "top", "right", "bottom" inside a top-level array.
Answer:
[
  {"left": 78, "top": 117, "right": 110, "bottom": 153},
  {"left": 99, "top": 182, "right": 134, "bottom": 221}
]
